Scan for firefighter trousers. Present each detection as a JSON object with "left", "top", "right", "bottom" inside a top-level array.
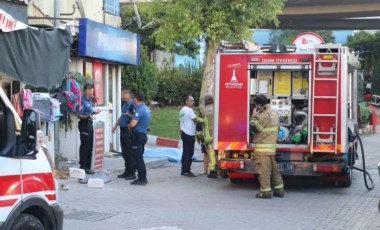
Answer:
[
  {"left": 205, "top": 143, "right": 216, "bottom": 172},
  {"left": 255, "top": 155, "right": 284, "bottom": 192}
]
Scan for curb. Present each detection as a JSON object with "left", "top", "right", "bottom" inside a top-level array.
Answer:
[
  {"left": 147, "top": 134, "right": 201, "bottom": 150},
  {"left": 148, "top": 135, "right": 180, "bottom": 148}
]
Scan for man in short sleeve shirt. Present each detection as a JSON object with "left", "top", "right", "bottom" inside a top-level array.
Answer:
[
  {"left": 179, "top": 94, "right": 203, "bottom": 177},
  {"left": 128, "top": 91, "right": 151, "bottom": 185},
  {"left": 77, "top": 84, "right": 100, "bottom": 174},
  {"left": 113, "top": 88, "right": 136, "bottom": 179}
]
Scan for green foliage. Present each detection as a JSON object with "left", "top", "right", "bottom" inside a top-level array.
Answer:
[
  {"left": 358, "top": 102, "right": 371, "bottom": 127},
  {"left": 154, "top": 65, "right": 203, "bottom": 106},
  {"left": 121, "top": 3, "right": 199, "bottom": 57},
  {"left": 149, "top": 107, "right": 181, "bottom": 139},
  {"left": 121, "top": 46, "right": 202, "bottom": 105},
  {"left": 148, "top": 0, "right": 284, "bottom": 49},
  {"left": 122, "top": 46, "right": 160, "bottom": 101},
  {"left": 270, "top": 30, "right": 336, "bottom": 44},
  {"left": 347, "top": 31, "right": 380, "bottom": 96}
]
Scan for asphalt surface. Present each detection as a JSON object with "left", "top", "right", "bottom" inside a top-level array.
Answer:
[{"left": 59, "top": 131, "right": 380, "bottom": 230}]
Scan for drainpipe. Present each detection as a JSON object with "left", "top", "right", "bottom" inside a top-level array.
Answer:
[{"left": 54, "top": 0, "right": 60, "bottom": 27}]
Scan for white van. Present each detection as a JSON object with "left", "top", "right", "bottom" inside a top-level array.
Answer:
[{"left": 0, "top": 86, "right": 63, "bottom": 230}]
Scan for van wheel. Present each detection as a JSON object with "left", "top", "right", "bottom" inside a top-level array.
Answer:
[{"left": 11, "top": 213, "right": 45, "bottom": 230}]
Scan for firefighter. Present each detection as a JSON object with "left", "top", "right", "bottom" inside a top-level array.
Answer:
[
  {"left": 197, "top": 94, "right": 217, "bottom": 179},
  {"left": 250, "top": 95, "right": 284, "bottom": 199}
]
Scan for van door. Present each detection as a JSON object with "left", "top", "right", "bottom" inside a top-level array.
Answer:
[{"left": 0, "top": 89, "right": 22, "bottom": 224}]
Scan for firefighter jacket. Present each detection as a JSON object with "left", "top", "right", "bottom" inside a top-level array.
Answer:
[
  {"left": 199, "top": 104, "right": 214, "bottom": 144},
  {"left": 250, "top": 104, "right": 279, "bottom": 155}
]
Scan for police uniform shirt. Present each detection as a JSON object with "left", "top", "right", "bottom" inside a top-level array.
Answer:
[
  {"left": 120, "top": 99, "right": 135, "bottom": 128},
  {"left": 80, "top": 96, "right": 93, "bottom": 117},
  {"left": 133, "top": 103, "right": 151, "bottom": 133}
]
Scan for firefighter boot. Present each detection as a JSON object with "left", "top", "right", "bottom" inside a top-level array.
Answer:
[
  {"left": 207, "top": 170, "right": 218, "bottom": 179},
  {"left": 255, "top": 191, "right": 273, "bottom": 199},
  {"left": 273, "top": 189, "right": 285, "bottom": 198}
]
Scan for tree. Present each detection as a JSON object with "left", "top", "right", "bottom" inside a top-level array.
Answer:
[
  {"left": 145, "top": 0, "right": 284, "bottom": 105},
  {"left": 121, "top": 4, "right": 199, "bottom": 58},
  {"left": 270, "top": 30, "right": 335, "bottom": 44},
  {"left": 346, "top": 31, "right": 380, "bottom": 96},
  {"left": 122, "top": 46, "right": 160, "bottom": 101}
]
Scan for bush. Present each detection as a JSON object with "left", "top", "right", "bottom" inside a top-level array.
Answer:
[
  {"left": 154, "top": 64, "right": 203, "bottom": 106},
  {"left": 358, "top": 102, "right": 371, "bottom": 127}
]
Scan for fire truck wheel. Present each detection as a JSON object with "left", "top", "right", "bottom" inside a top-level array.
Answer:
[
  {"left": 11, "top": 213, "right": 45, "bottom": 230},
  {"left": 337, "top": 172, "right": 352, "bottom": 188},
  {"left": 378, "top": 200, "right": 380, "bottom": 212},
  {"left": 230, "top": 178, "right": 244, "bottom": 184}
]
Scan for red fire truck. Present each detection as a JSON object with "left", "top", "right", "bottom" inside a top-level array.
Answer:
[{"left": 215, "top": 42, "right": 359, "bottom": 187}]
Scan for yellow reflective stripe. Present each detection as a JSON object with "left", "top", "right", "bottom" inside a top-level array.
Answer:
[
  {"left": 256, "top": 144, "right": 276, "bottom": 148},
  {"left": 255, "top": 144, "right": 276, "bottom": 153},
  {"left": 274, "top": 184, "right": 284, "bottom": 189},
  {"left": 255, "top": 148, "right": 276, "bottom": 153},
  {"left": 260, "top": 188, "right": 272, "bottom": 192},
  {"left": 262, "top": 127, "right": 278, "bottom": 132},
  {"left": 251, "top": 119, "right": 264, "bottom": 132}
]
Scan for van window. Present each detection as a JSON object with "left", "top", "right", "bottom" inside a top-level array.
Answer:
[{"left": 0, "top": 98, "right": 6, "bottom": 151}]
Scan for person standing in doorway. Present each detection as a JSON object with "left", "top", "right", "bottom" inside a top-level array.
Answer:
[
  {"left": 179, "top": 94, "right": 203, "bottom": 177},
  {"left": 128, "top": 91, "right": 151, "bottom": 185},
  {"left": 78, "top": 84, "right": 100, "bottom": 175},
  {"left": 113, "top": 88, "right": 136, "bottom": 180}
]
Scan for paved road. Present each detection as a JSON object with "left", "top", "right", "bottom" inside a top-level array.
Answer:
[{"left": 59, "top": 131, "right": 380, "bottom": 230}]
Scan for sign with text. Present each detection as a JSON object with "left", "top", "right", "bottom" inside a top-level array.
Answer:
[
  {"left": 78, "top": 18, "right": 140, "bottom": 65},
  {"left": 292, "top": 32, "right": 325, "bottom": 53}
]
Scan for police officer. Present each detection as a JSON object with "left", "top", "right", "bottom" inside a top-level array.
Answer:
[
  {"left": 250, "top": 95, "right": 284, "bottom": 199},
  {"left": 78, "top": 84, "right": 100, "bottom": 175},
  {"left": 128, "top": 91, "right": 151, "bottom": 185},
  {"left": 112, "top": 88, "right": 136, "bottom": 180}
]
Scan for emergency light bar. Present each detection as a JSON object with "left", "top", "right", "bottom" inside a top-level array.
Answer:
[{"left": 261, "top": 44, "right": 297, "bottom": 53}]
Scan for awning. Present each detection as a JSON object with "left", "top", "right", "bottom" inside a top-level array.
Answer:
[
  {"left": 0, "top": 1, "right": 27, "bottom": 23},
  {"left": 0, "top": 9, "right": 72, "bottom": 87}
]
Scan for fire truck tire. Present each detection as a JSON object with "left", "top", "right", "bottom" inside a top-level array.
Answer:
[
  {"left": 11, "top": 213, "right": 45, "bottom": 230},
  {"left": 230, "top": 178, "right": 244, "bottom": 184},
  {"left": 378, "top": 200, "right": 380, "bottom": 212}
]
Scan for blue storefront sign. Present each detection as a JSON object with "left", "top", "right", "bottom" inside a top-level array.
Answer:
[{"left": 78, "top": 18, "right": 140, "bottom": 65}]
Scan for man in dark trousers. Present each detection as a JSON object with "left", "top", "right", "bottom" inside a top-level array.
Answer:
[
  {"left": 128, "top": 91, "right": 151, "bottom": 185},
  {"left": 179, "top": 94, "right": 203, "bottom": 177},
  {"left": 78, "top": 84, "right": 100, "bottom": 175},
  {"left": 113, "top": 88, "right": 136, "bottom": 180}
]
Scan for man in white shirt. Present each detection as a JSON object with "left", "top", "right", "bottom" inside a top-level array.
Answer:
[{"left": 179, "top": 94, "right": 203, "bottom": 177}]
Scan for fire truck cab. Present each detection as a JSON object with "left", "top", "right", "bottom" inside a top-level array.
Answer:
[
  {"left": 215, "top": 42, "right": 359, "bottom": 187},
  {"left": 0, "top": 86, "right": 63, "bottom": 230}
]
